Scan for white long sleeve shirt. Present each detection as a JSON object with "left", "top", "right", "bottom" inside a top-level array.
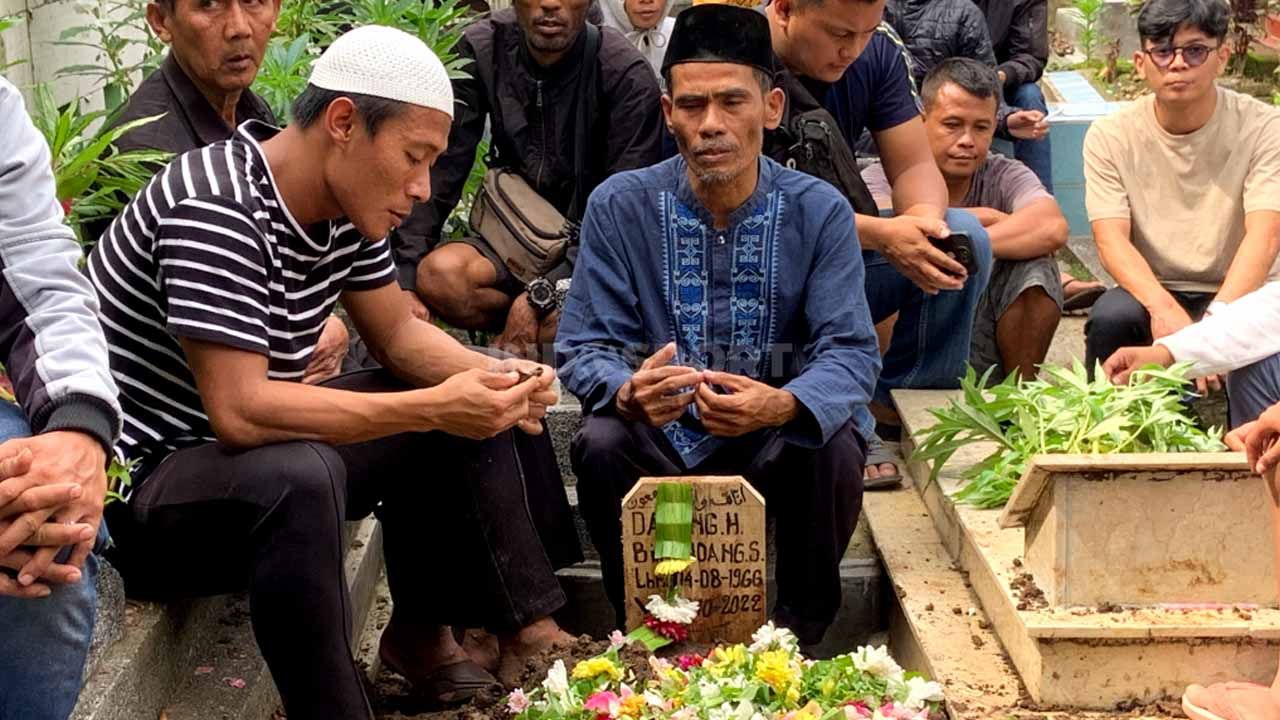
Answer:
[{"left": 1156, "top": 281, "right": 1280, "bottom": 377}]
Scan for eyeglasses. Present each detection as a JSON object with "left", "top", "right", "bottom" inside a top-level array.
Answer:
[{"left": 1143, "top": 42, "right": 1220, "bottom": 69}]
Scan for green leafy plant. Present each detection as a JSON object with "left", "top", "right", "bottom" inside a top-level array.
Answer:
[
  {"left": 1, "top": 13, "right": 25, "bottom": 74},
  {"left": 28, "top": 84, "right": 171, "bottom": 244},
  {"left": 106, "top": 456, "right": 140, "bottom": 505},
  {"left": 254, "top": 33, "right": 316, "bottom": 123},
  {"left": 253, "top": 0, "right": 475, "bottom": 122},
  {"left": 1073, "top": 0, "right": 1105, "bottom": 64},
  {"left": 911, "top": 361, "right": 1227, "bottom": 509},
  {"left": 54, "top": 0, "right": 166, "bottom": 113}
]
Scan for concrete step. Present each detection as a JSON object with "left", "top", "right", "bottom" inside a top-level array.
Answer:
[{"left": 71, "top": 518, "right": 384, "bottom": 720}]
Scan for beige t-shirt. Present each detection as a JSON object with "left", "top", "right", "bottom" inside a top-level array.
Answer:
[{"left": 1084, "top": 87, "right": 1280, "bottom": 293}]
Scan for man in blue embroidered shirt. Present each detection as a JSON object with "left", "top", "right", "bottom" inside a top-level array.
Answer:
[{"left": 556, "top": 3, "right": 878, "bottom": 647}]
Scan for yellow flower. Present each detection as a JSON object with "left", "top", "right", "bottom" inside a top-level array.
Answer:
[
  {"left": 655, "top": 558, "right": 695, "bottom": 576},
  {"left": 753, "top": 650, "right": 800, "bottom": 693},
  {"left": 572, "top": 657, "right": 623, "bottom": 682},
  {"left": 618, "top": 693, "right": 646, "bottom": 718},
  {"left": 704, "top": 645, "right": 749, "bottom": 677},
  {"left": 786, "top": 686, "right": 801, "bottom": 706}
]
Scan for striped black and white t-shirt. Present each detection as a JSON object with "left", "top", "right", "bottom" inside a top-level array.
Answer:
[{"left": 87, "top": 120, "right": 396, "bottom": 460}]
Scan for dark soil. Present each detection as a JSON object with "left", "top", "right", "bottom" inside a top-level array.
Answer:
[
  {"left": 373, "top": 635, "right": 690, "bottom": 720},
  {"left": 1010, "top": 573, "right": 1049, "bottom": 611}
]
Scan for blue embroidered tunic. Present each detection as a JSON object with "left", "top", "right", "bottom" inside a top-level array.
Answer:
[{"left": 555, "top": 155, "right": 880, "bottom": 468}]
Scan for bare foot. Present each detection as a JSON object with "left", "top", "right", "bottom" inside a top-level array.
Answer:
[
  {"left": 864, "top": 462, "right": 899, "bottom": 481},
  {"left": 496, "top": 617, "right": 575, "bottom": 688},
  {"left": 379, "top": 620, "right": 470, "bottom": 678},
  {"left": 462, "top": 628, "right": 500, "bottom": 673}
]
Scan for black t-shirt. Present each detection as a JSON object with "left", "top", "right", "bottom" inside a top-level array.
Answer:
[{"left": 822, "top": 24, "right": 923, "bottom": 145}]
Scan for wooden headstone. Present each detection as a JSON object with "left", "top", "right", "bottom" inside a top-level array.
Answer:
[{"left": 621, "top": 476, "right": 766, "bottom": 643}]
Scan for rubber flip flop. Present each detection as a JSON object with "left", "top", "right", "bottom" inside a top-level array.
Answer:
[
  {"left": 1062, "top": 280, "right": 1106, "bottom": 313},
  {"left": 380, "top": 647, "right": 503, "bottom": 708},
  {"left": 865, "top": 437, "right": 903, "bottom": 490}
]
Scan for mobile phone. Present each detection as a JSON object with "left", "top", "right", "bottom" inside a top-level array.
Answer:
[{"left": 928, "top": 231, "right": 978, "bottom": 277}]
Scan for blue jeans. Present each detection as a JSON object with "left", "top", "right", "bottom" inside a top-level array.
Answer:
[
  {"left": 860, "top": 209, "right": 993, "bottom": 419},
  {"left": 1007, "top": 82, "right": 1054, "bottom": 193},
  {"left": 0, "top": 402, "right": 103, "bottom": 720},
  {"left": 1226, "top": 354, "right": 1280, "bottom": 430}
]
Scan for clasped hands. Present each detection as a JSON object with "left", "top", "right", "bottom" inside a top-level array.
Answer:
[
  {"left": 614, "top": 343, "right": 797, "bottom": 436},
  {"left": 0, "top": 431, "right": 106, "bottom": 598}
]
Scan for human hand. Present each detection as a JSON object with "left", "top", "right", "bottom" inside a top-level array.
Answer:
[
  {"left": 877, "top": 215, "right": 967, "bottom": 294},
  {"left": 403, "top": 290, "right": 430, "bottom": 322},
  {"left": 0, "top": 432, "right": 105, "bottom": 593},
  {"left": 616, "top": 343, "right": 703, "bottom": 428},
  {"left": 1148, "top": 301, "right": 1195, "bottom": 341},
  {"left": 303, "top": 315, "right": 350, "bottom": 385},
  {"left": 1228, "top": 404, "right": 1280, "bottom": 475},
  {"left": 694, "top": 371, "right": 798, "bottom": 438},
  {"left": 998, "top": 70, "right": 1008, "bottom": 85},
  {"left": 1008, "top": 110, "right": 1048, "bottom": 141},
  {"left": 1103, "top": 345, "right": 1175, "bottom": 385},
  {"left": 427, "top": 368, "right": 545, "bottom": 440},
  {"left": 492, "top": 293, "right": 541, "bottom": 360},
  {"left": 492, "top": 358, "right": 558, "bottom": 435},
  {"left": 968, "top": 207, "right": 1009, "bottom": 228}
]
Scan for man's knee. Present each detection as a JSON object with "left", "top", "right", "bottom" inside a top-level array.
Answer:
[
  {"left": 1010, "top": 82, "right": 1048, "bottom": 112},
  {"left": 267, "top": 441, "right": 347, "bottom": 518},
  {"left": 570, "top": 415, "right": 633, "bottom": 478},
  {"left": 1087, "top": 288, "right": 1149, "bottom": 338},
  {"left": 816, "top": 424, "right": 867, "bottom": 487},
  {"left": 416, "top": 244, "right": 498, "bottom": 311},
  {"left": 1227, "top": 354, "right": 1280, "bottom": 428},
  {"left": 1006, "top": 285, "right": 1062, "bottom": 327}
]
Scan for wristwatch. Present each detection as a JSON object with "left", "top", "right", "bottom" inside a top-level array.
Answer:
[
  {"left": 554, "top": 278, "right": 573, "bottom": 311},
  {"left": 526, "top": 277, "right": 556, "bottom": 317}
]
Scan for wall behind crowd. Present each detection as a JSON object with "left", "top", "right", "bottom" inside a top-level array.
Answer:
[{"left": 0, "top": 0, "right": 153, "bottom": 110}]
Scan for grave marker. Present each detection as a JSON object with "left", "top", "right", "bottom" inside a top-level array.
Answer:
[{"left": 621, "top": 476, "right": 766, "bottom": 643}]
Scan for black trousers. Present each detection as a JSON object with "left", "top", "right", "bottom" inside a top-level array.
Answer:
[
  {"left": 103, "top": 370, "right": 580, "bottom": 720},
  {"left": 1084, "top": 286, "right": 1213, "bottom": 374},
  {"left": 571, "top": 415, "right": 865, "bottom": 645}
]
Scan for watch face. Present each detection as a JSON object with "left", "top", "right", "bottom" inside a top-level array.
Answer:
[{"left": 528, "top": 280, "right": 555, "bottom": 309}]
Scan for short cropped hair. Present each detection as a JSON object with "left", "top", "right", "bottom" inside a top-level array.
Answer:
[
  {"left": 290, "top": 84, "right": 409, "bottom": 137},
  {"left": 1136, "top": 0, "right": 1230, "bottom": 45},
  {"left": 920, "top": 57, "right": 1000, "bottom": 111}
]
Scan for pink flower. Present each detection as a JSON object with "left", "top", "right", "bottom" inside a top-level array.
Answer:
[
  {"left": 507, "top": 688, "right": 531, "bottom": 714},
  {"left": 609, "top": 630, "right": 630, "bottom": 650},
  {"left": 584, "top": 691, "right": 620, "bottom": 714},
  {"left": 676, "top": 654, "right": 704, "bottom": 670},
  {"left": 842, "top": 701, "right": 872, "bottom": 719},
  {"left": 878, "top": 703, "right": 927, "bottom": 720}
]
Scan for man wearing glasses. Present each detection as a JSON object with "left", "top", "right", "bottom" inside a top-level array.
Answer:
[{"left": 1082, "top": 0, "right": 1280, "bottom": 385}]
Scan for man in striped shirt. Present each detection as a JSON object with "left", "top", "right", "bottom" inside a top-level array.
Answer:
[{"left": 89, "top": 27, "right": 573, "bottom": 717}]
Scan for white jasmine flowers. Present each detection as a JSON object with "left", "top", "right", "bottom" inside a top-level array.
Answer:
[
  {"left": 748, "top": 622, "right": 800, "bottom": 654},
  {"left": 902, "top": 676, "right": 945, "bottom": 710},
  {"left": 850, "top": 645, "right": 904, "bottom": 681},
  {"left": 543, "top": 659, "right": 570, "bottom": 701},
  {"left": 646, "top": 594, "right": 700, "bottom": 624}
]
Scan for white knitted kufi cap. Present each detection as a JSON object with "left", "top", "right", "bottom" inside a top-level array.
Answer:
[{"left": 309, "top": 25, "right": 454, "bottom": 119}]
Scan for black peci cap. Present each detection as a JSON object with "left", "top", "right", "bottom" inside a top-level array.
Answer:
[{"left": 659, "top": 3, "right": 776, "bottom": 80}]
